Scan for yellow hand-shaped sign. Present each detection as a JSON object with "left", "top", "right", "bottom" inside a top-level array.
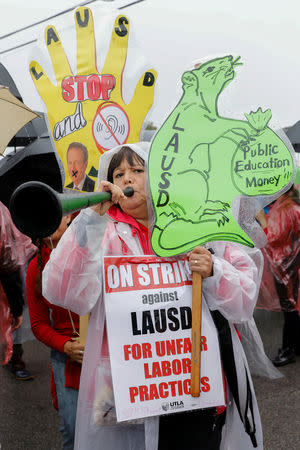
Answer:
[{"left": 30, "top": 7, "right": 157, "bottom": 190}]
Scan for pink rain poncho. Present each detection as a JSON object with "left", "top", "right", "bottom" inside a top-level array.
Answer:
[{"left": 0, "top": 201, "right": 36, "bottom": 364}]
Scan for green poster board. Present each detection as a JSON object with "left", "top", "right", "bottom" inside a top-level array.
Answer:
[{"left": 149, "top": 55, "right": 295, "bottom": 257}]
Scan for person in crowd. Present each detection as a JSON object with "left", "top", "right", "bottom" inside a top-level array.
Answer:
[
  {"left": 257, "top": 185, "right": 300, "bottom": 366},
  {"left": 0, "top": 201, "right": 36, "bottom": 379},
  {"left": 42, "top": 143, "right": 263, "bottom": 450},
  {"left": 26, "top": 215, "right": 84, "bottom": 450},
  {"left": 66, "top": 142, "right": 95, "bottom": 192}
]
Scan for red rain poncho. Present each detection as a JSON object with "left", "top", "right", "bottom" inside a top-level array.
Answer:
[
  {"left": 0, "top": 201, "right": 36, "bottom": 364},
  {"left": 256, "top": 191, "right": 300, "bottom": 313}
]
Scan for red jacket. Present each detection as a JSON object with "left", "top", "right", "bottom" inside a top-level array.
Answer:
[
  {"left": 26, "top": 245, "right": 81, "bottom": 402},
  {"left": 107, "top": 205, "right": 153, "bottom": 254}
]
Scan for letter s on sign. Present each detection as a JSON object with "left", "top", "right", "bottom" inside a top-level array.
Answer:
[
  {"left": 62, "top": 77, "right": 75, "bottom": 102},
  {"left": 137, "top": 264, "right": 151, "bottom": 286},
  {"left": 115, "top": 16, "right": 128, "bottom": 37}
]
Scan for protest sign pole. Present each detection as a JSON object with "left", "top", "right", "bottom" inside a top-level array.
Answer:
[
  {"left": 79, "top": 315, "right": 89, "bottom": 345},
  {"left": 191, "top": 271, "right": 202, "bottom": 397}
]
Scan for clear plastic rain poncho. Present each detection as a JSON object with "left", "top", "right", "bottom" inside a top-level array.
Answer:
[
  {"left": 0, "top": 201, "right": 36, "bottom": 364},
  {"left": 43, "top": 142, "right": 268, "bottom": 450}
]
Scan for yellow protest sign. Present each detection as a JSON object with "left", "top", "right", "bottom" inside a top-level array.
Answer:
[{"left": 30, "top": 7, "right": 157, "bottom": 190}]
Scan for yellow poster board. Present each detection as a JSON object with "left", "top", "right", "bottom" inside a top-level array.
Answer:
[{"left": 30, "top": 7, "right": 157, "bottom": 191}]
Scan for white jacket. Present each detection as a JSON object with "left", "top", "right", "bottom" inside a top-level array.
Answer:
[{"left": 43, "top": 207, "right": 264, "bottom": 450}]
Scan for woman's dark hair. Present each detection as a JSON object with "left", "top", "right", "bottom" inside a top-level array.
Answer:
[
  {"left": 107, "top": 146, "right": 144, "bottom": 183},
  {"left": 286, "top": 184, "right": 299, "bottom": 204}
]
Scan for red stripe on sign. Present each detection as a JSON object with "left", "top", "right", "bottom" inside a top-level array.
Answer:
[{"left": 104, "top": 256, "right": 192, "bottom": 293}]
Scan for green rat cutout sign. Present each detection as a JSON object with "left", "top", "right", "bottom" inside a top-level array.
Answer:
[{"left": 149, "top": 55, "right": 295, "bottom": 257}]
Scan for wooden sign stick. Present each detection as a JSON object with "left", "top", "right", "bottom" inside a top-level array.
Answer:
[
  {"left": 79, "top": 314, "right": 90, "bottom": 345},
  {"left": 191, "top": 271, "right": 202, "bottom": 397}
]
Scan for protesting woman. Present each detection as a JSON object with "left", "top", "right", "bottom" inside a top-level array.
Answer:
[
  {"left": 0, "top": 201, "right": 36, "bottom": 367},
  {"left": 43, "top": 142, "right": 263, "bottom": 450},
  {"left": 26, "top": 216, "right": 84, "bottom": 449},
  {"left": 257, "top": 185, "right": 300, "bottom": 366}
]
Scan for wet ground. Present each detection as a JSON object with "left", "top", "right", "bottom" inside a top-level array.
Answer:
[{"left": 0, "top": 310, "right": 299, "bottom": 449}]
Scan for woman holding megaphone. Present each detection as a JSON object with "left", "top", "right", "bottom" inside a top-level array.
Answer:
[{"left": 42, "top": 143, "right": 263, "bottom": 450}]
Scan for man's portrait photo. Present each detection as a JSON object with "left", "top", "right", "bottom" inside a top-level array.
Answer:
[{"left": 66, "top": 142, "right": 95, "bottom": 192}]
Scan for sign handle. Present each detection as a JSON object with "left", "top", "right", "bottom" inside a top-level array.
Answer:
[
  {"left": 79, "top": 314, "right": 90, "bottom": 345},
  {"left": 191, "top": 271, "right": 202, "bottom": 397}
]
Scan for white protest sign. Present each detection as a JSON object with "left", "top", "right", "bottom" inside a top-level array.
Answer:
[{"left": 103, "top": 255, "right": 225, "bottom": 422}]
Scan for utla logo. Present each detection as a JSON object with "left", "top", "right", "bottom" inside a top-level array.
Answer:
[{"left": 170, "top": 401, "right": 184, "bottom": 410}]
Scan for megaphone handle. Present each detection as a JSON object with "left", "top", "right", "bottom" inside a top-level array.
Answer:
[{"left": 191, "top": 271, "right": 202, "bottom": 397}]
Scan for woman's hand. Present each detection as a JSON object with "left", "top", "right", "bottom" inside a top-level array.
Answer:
[
  {"left": 188, "top": 246, "right": 213, "bottom": 278},
  {"left": 63, "top": 340, "right": 85, "bottom": 364},
  {"left": 91, "top": 181, "right": 126, "bottom": 216},
  {"left": 11, "top": 315, "right": 23, "bottom": 331}
]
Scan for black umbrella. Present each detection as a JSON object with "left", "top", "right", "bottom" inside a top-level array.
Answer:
[
  {"left": 0, "top": 62, "right": 49, "bottom": 149},
  {"left": 0, "top": 137, "right": 63, "bottom": 208},
  {"left": 286, "top": 120, "right": 300, "bottom": 146},
  {"left": 7, "top": 113, "right": 49, "bottom": 148},
  {"left": 0, "top": 62, "right": 62, "bottom": 208}
]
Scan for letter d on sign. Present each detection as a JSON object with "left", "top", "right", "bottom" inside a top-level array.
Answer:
[
  {"left": 156, "top": 190, "right": 169, "bottom": 207},
  {"left": 143, "top": 72, "right": 155, "bottom": 87}
]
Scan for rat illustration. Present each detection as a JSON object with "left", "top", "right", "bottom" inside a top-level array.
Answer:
[{"left": 148, "top": 55, "right": 294, "bottom": 256}]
